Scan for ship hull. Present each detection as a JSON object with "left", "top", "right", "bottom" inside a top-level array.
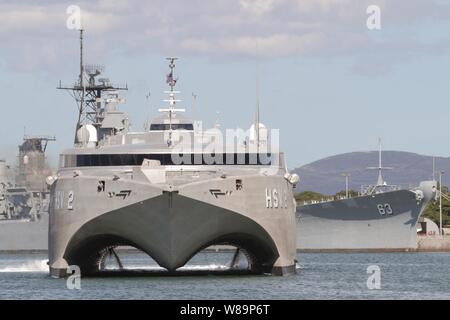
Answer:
[
  {"left": 296, "top": 184, "right": 435, "bottom": 252},
  {"left": 48, "top": 167, "right": 297, "bottom": 277},
  {"left": 0, "top": 215, "right": 48, "bottom": 252}
]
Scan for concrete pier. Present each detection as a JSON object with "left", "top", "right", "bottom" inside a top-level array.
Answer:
[{"left": 417, "top": 236, "right": 450, "bottom": 252}]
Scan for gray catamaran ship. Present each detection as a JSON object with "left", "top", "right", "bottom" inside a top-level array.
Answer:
[
  {"left": 48, "top": 31, "right": 298, "bottom": 277},
  {"left": 296, "top": 141, "right": 437, "bottom": 252},
  {"left": 0, "top": 136, "right": 55, "bottom": 251}
]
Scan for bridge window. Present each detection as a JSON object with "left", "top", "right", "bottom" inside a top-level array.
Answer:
[
  {"left": 149, "top": 123, "right": 194, "bottom": 131},
  {"left": 60, "top": 153, "right": 273, "bottom": 167}
]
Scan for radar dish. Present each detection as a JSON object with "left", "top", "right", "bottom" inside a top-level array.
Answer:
[
  {"left": 98, "top": 78, "right": 110, "bottom": 85},
  {"left": 85, "top": 64, "right": 105, "bottom": 76}
]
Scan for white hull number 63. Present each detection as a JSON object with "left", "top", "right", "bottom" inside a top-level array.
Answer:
[{"left": 377, "top": 203, "right": 393, "bottom": 216}]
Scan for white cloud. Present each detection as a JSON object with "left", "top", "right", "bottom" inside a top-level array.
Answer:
[
  {"left": 202, "top": 33, "right": 328, "bottom": 57},
  {"left": 239, "top": 0, "right": 281, "bottom": 17},
  {"left": 0, "top": 0, "right": 449, "bottom": 74},
  {"left": 0, "top": 4, "right": 61, "bottom": 33}
]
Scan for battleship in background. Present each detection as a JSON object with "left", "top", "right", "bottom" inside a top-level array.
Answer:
[
  {"left": 0, "top": 136, "right": 55, "bottom": 251},
  {"left": 296, "top": 141, "right": 437, "bottom": 252}
]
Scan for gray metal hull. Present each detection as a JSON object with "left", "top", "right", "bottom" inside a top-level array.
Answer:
[
  {"left": 61, "top": 193, "right": 284, "bottom": 274},
  {"left": 0, "top": 214, "right": 48, "bottom": 252},
  {"left": 296, "top": 184, "right": 434, "bottom": 251},
  {"left": 49, "top": 167, "right": 297, "bottom": 277}
]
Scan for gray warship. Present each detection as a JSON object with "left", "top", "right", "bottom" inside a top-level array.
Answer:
[
  {"left": 0, "top": 136, "right": 55, "bottom": 251},
  {"left": 296, "top": 142, "right": 437, "bottom": 252},
  {"left": 48, "top": 31, "right": 298, "bottom": 277}
]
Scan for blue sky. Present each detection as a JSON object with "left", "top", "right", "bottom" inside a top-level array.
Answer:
[{"left": 1, "top": 0, "right": 450, "bottom": 169}]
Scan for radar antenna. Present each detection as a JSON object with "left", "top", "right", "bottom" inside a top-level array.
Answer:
[{"left": 22, "top": 135, "right": 56, "bottom": 153}]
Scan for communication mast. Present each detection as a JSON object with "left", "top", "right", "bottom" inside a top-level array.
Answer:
[
  {"left": 158, "top": 57, "right": 185, "bottom": 146},
  {"left": 367, "top": 138, "right": 393, "bottom": 186},
  {"left": 57, "top": 29, "right": 128, "bottom": 143}
]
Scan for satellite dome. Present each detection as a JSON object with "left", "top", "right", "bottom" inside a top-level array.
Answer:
[{"left": 76, "top": 124, "right": 98, "bottom": 146}]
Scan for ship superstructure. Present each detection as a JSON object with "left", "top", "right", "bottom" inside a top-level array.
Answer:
[
  {"left": 0, "top": 136, "right": 54, "bottom": 251},
  {"left": 16, "top": 136, "right": 55, "bottom": 191}
]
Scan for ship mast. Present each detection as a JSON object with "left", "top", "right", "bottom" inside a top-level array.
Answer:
[
  {"left": 78, "top": 29, "right": 85, "bottom": 138},
  {"left": 58, "top": 29, "right": 128, "bottom": 144},
  {"left": 158, "top": 57, "right": 185, "bottom": 146},
  {"left": 255, "top": 65, "right": 260, "bottom": 152},
  {"left": 432, "top": 156, "right": 436, "bottom": 181},
  {"left": 254, "top": 44, "right": 261, "bottom": 152},
  {"left": 367, "top": 138, "right": 393, "bottom": 186}
]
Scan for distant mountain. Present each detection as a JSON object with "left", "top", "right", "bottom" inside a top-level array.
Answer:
[{"left": 292, "top": 151, "right": 450, "bottom": 195}]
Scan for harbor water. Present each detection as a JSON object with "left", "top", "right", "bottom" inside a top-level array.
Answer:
[{"left": 0, "top": 251, "right": 449, "bottom": 300}]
